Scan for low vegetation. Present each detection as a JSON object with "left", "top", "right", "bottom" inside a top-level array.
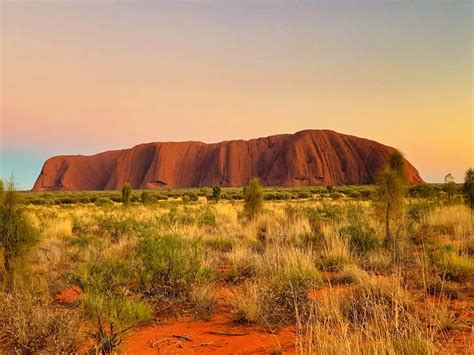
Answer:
[{"left": 0, "top": 169, "right": 472, "bottom": 352}]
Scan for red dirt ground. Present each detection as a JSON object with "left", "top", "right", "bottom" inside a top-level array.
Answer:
[
  {"left": 120, "top": 285, "right": 296, "bottom": 354},
  {"left": 119, "top": 283, "right": 474, "bottom": 354},
  {"left": 54, "top": 285, "right": 82, "bottom": 304},
  {"left": 55, "top": 282, "right": 472, "bottom": 354},
  {"left": 427, "top": 290, "right": 474, "bottom": 354},
  {"left": 120, "top": 314, "right": 296, "bottom": 354}
]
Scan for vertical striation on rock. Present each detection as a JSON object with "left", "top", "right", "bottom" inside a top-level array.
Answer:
[{"left": 32, "top": 130, "right": 423, "bottom": 191}]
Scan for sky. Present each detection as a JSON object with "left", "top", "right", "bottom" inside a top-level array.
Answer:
[{"left": 1, "top": 1, "right": 472, "bottom": 190}]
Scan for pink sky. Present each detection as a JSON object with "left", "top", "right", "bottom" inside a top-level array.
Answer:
[{"left": 1, "top": 2, "right": 472, "bottom": 188}]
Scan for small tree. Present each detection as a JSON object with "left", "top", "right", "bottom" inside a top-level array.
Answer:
[
  {"left": 187, "top": 192, "right": 199, "bottom": 202},
  {"left": 388, "top": 150, "right": 408, "bottom": 183},
  {"left": 212, "top": 186, "right": 221, "bottom": 202},
  {"left": 376, "top": 151, "right": 408, "bottom": 246},
  {"left": 444, "top": 173, "right": 457, "bottom": 204},
  {"left": 121, "top": 183, "right": 132, "bottom": 206},
  {"left": 243, "top": 178, "right": 264, "bottom": 219},
  {"left": 0, "top": 178, "right": 38, "bottom": 292},
  {"left": 463, "top": 168, "right": 474, "bottom": 209},
  {"left": 140, "top": 191, "right": 151, "bottom": 204}
]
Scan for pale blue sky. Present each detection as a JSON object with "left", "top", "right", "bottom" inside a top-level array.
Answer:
[{"left": 1, "top": 1, "right": 472, "bottom": 189}]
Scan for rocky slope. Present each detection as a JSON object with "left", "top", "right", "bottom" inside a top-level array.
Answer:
[{"left": 32, "top": 130, "right": 423, "bottom": 191}]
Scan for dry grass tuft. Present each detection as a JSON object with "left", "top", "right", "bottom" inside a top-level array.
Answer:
[{"left": 0, "top": 291, "right": 82, "bottom": 352}]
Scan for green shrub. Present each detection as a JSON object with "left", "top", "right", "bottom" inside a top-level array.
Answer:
[
  {"left": 433, "top": 251, "right": 474, "bottom": 282},
  {"left": 136, "top": 234, "right": 213, "bottom": 299},
  {"left": 0, "top": 179, "right": 39, "bottom": 291},
  {"left": 82, "top": 293, "right": 152, "bottom": 353},
  {"left": 408, "top": 201, "right": 437, "bottom": 223},
  {"left": 154, "top": 193, "right": 168, "bottom": 201},
  {"left": 140, "top": 191, "right": 151, "bottom": 204},
  {"left": 197, "top": 208, "right": 216, "bottom": 226},
  {"left": 297, "top": 191, "right": 312, "bottom": 199},
  {"left": 231, "top": 192, "right": 243, "bottom": 200},
  {"left": 69, "top": 235, "right": 104, "bottom": 249},
  {"left": 243, "top": 178, "right": 264, "bottom": 219},
  {"left": 358, "top": 188, "right": 374, "bottom": 199},
  {"left": 74, "top": 258, "right": 135, "bottom": 295},
  {"left": 315, "top": 203, "right": 345, "bottom": 223},
  {"left": 96, "top": 215, "right": 139, "bottom": 240},
  {"left": 198, "top": 188, "right": 211, "bottom": 197},
  {"left": 264, "top": 192, "right": 277, "bottom": 200},
  {"left": 79, "top": 196, "right": 91, "bottom": 204},
  {"left": 348, "top": 190, "right": 362, "bottom": 199},
  {"left": 340, "top": 206, "right": 380, "bottom": 253},
  {"left": 318, "top": 254, "right": 351, "bottom": 272},
  {"left": 303, "top": 208, "right": 322, "bottom": 233},
  {"left": 121, "top": 183, "right": 132, "bottom": 206},
  {"left": 59, "top": 197, "right": 75, "bottom": 204},
  {"left": 277, "top": 192, "right": 292, "bottom": 200},
  {"left": 463, "top": 168, "right": 474, "bottom": 208},
  {"left": 95, "top": 197, "right": 113, "bottom": 206},
  {"left": 211, "top": 186, "right": 221, "bottom": 202},
  {"left": 330, "top": 192, "right": 345, "bottom": 200},
  {"left": 255, "top": 248, "right": 321, "bottom": 324},
  {"left": 409, "top": 183, "right": 435, "bottom": 198},
  {"left": 29, "top": 198, "right": 48, "bottom": 205},
  {"left": 109, "top": 195, "right": 122, "bottom": 203},
  {"left": 204, "top": 237, "right": 233, "bottom": 252},
  {"left": 186, "top": 192, "right": 199, "bottom": 202},
  {"left": 340, "top": 225, "right": 380, "bottom": 253}
]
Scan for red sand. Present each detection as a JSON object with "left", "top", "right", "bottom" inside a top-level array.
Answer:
[
  {"left": 427, "top": 290, "right": 474, "bottom": 354},
  {"left": 54, "top": 285, "right": 82, "bottom": 304},
  {"left": 120, "top": 314, "right": 296, "bottom": 354},
  {"left": 32, "top": 129, "right": 423, "bottom": 191},
  {"left": 55, "top": 283, "right": 472, "bottom": 353}
]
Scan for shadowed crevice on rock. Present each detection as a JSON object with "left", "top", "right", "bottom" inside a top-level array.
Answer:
[{"left": 32, "top": 129, "right": 423, "bottom": 191}]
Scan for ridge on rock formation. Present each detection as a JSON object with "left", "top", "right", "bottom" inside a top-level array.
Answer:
[{"left": 32, "top": 130, "right": 423, "bottom": 191}]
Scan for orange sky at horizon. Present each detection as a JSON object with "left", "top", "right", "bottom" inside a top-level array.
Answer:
[{"left": 1, "top": 1, "right": 472, "bottom": 187}]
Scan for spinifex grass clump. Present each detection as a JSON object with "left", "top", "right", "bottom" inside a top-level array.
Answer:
[
  {"left": 427, "top": 242, "right": 474, "bottom": 282},
  {"left": 233, "top": 246, "right": 321, "bottom": 325},
  {"left": 95, "top": 197, "right": 114, "bottom": 206},
  {"left": 317, "top": 223, "right": 352, "bottom": 271},
  {"left": 82, "top": 293, "right": 152, "bottom": 353},
  {"left": 4, "top": 184, "right": 472, "bottom": 353},
  {"left": 136, "top": 234, "right": 213, "bottom": 300},
  {"left": 0, "top": 290, "right": 82, "bottom": 352},
  {"left": 339, "top": 204, "right": 381, "bottom": 254},
  {"left": 306, "top": 271, "right": 436, "bottom": 354},
  {"left": 96, "top": 213, "right": 139, "bottom": 241},
  {"left": 74, "top": 257, "right": 152, "bottom": 353},
  {"left": 75, "top": 257, "right": 135, "bottom": 295}
]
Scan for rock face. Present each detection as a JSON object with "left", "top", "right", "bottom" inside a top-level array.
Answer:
[{"left": 32, "top": 130, "right": 423, "bottom": 191}]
